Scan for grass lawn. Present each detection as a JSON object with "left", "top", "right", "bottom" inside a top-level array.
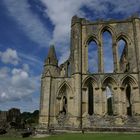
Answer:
[{"left": 0, "top": 133, "right": 140, "bottom": 140}]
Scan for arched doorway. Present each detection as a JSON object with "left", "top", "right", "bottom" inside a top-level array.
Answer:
[
  {"left": 102, "top": 77, "right": 117, "bottom": 115},
  {"left": 82, "top": 77, "right": 97, "bottom": 116},
  {"left": 56, "top": 83, "right": 74, "bottom": 116},
  {"left": 105, "top": 86, "right": 113, "bottom": 115},
  {"left": 125, "top": 84, "right": 132, "bottom": 116},
  {"left": 121, "top": 76, "right": 138, "bottom": 116},
  {"left": 88, "top": 80, "right": 94, "bottom": 115},
  {"left": 58, "top": 85, "right": 67, "bottom": 115}
]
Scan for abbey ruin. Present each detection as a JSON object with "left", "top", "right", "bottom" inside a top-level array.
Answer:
[{"left": 39, "top": 16, "right": 140, "bottom": 131}]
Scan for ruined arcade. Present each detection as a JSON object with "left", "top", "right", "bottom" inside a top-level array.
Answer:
[{"left": 39, "top": 16, "right": 140, "bottom": 130}]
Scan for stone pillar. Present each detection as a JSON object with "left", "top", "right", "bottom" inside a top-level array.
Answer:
[
  {"left": 71, "top": 16, "right": 82, "bottom": 128},
  {"left": 133, "top": 19, "right": 140, "bottom": 93},
  {"left": 113, "top": 41, "right": 119, "bottom": 72},
  {"left": 73, "top": 74, "right": 82, "bottom": 128},
  {"left": 98, "top": 42, "right": 104, "bottom": 73},
  {"left": 39, "top": 76, "right": 51, "bottom": 128},
  {"left": 85, "top": 88, "right": 88, "bottom": 115},
  {"left": 115, "top": 88, "right": 123, "bottom": 115},
  {"left": 101, "top": 88, "right": 106, "bottom": 115},
  {"left": 120, "top": 87, "right": 126, "bottom": 116},
  {"left": 71, "top": 16, "right": 82, "bottom": 73},
  {"left": 113, "top": 88, "right": 120, "bottom": 116},
  {"left": 82, "top": 88, "right": 87, "bottom": 115},
  {"left": 132, "top": 88, "right": 140, "bottom": 115},
  {"left": 95, "top": 88, "right": 103, "bottom": 115},
  {"left": 82, "top": 25, "right": 87, "bottom": 73}
]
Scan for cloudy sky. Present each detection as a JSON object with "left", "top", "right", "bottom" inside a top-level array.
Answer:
[{"left": 0, "top": 0, "right": 140, "bottom": 112}]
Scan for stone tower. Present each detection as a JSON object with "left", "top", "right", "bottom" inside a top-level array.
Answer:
[{"left": 39, "top": 16, "right": 140, "bottom": 131}]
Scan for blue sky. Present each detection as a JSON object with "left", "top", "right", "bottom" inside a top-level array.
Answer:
[{"left": 0, "top": 0, "right": 140, "bottom": 112}]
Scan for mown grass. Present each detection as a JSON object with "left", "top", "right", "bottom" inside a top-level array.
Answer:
[{"left": 0, "top": 133, "right": 140, "bottom": 140}]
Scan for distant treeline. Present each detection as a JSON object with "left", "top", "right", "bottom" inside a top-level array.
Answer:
[{"left": 20, "top": 110, "right": 39, "bottom": 125}]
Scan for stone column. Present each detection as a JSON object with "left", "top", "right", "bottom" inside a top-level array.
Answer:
[
  {"left": 95, "top": 88, "right": 103, "bottom": 115},
  {"left": 85, "top": 88, "right": 88, "bottom": 115},
  {"left": 71, "top": 16, "right": 82, "bottom": 128},
  {"left": 120, "top": 87, "right": 126, "bottom": 116},
  {"left": 133, "top": 19, "right": 140, "bottom": 93},
  {"left": 71, "top": 17, "right": 82, "bottom": 73},
  {"left": 39, "top": 76, "right": 51, "bottom": 128},
  {"left": 101, "top": 88, "right": 106, "bottom": 115},
  {"left": 115, "top": 88, "right": 123, "bottom": 115},
  {"left": 132, "top": 88, "right": 140, "bottom": 115},
  {"left": 113, "top": 88, "right": 120, "bottom": 116},
  {"left": 98, "top": 42, "right": 104, "bottom": 73},
  {"left": 113, "top": 41, "right": 119, "bottom": 72},
  {"left": 82, "top": 25, "right": 87, "bottom": 73},
  {"left": 73, "top": 74, "right": 82, "bottom": 128}
]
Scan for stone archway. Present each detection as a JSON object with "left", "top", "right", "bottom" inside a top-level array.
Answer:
[
  {"left": 121, "top": 75, "right": 139, "bottom": 116},
  {"left": 56, "top": 82, "right": 74, "bottom": 116},
  {"left": 82, "top": 76, "right": 99, "bottom": 116},
  {"left": 125, "top": 84, "right": 132, "bottom": 116},
  {"left": 102, "top": 76, "right": 118, "bottom": 115}
]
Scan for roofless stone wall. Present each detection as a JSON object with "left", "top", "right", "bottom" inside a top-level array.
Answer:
[{"left": 39, "top": 16, "right": 140, "bottom": 131}]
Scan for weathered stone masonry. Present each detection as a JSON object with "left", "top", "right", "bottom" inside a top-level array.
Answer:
[{"left": 39, "top": 16, "right": 140, "bottom": 130}]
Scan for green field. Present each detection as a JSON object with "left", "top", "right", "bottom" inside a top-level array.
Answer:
[{"left": 1, "top": 133, "right": 140, "bottom": 140}]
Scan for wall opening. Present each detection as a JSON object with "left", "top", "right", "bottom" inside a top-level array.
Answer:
[
  {"left": 67, "top": 62, "right": 71, "bottom": 77},
  {"left": 105, "top": 86, "right": 113, "bottom": 115},
  {"left": 118, "top": 39, "right": 126, "bottom": 61},
  {"left": 126, "top": 84, "right": 132, "bottom": 116},
  {"left": 88, "top": 80, "right": 94, "bottom": 115},
  {"left": 118, "top": 39, "right": 128, "bottom": 72},
  {"left": 59, "top": 85, "right": 67, "bottom": 115},
  {"left": 102, "top": 31, "right": 113, "bottom": 72},
  {"left": 88, "top": 41, "right": 98, "bottom": 73}
]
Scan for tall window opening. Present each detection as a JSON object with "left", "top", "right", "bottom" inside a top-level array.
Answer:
[
  {"left": 118, "top": 39, "right": 128, "bottom": 72},
  {"left": 59, "top": 85, "right": 67, "bottom": 115},
  {"left": 118, "top": 39, "right": 126, "bottom": 60},
  {"left": 105, "top": 86, "right": 113, "bottom": 115},
  {"left": 88, "top": 41, "right": 98, "bottom": 73},
  {"left": 102, "top": 31, "right": 113, "bottom": 72},
  {"left": 67, "top": 62, "right": 71, "bottom": 77},
  {"left": 88, "top": 80, "right": 94, "bottom": 115},
  {"left": 126, "top": 84, "right": 132, "bottom": 116}
]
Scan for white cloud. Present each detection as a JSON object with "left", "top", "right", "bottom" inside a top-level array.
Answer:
[
  {"left": 19, "top": 52, "right": 43, "bottom": 66},
  {"left": 107, "top": 0, "right": 140, "bottom": 15},
  {"left": 41, "top": 0, "right": 85, "bottom": 44},
  {"left": 22, "top": 63, "right": 30, "bottom": 72},
  {"left": 0, "top": 67, "right": 40, "bottom": 103},
  {"left": 0, "top": 96, "right": 39, "bottom": 112},
  {"left": 3, "top": 0, "right": 51, "bottom": 47},
  {"left": 0, "top": 48, "right": 19, "bottom": 65},
  {"left": 57, "top": 46, "right": 70, "bottom": 65},
  {"left": 40, "top": 0, "right": 86, "bottom": 64},
  {"left": 0, "top": 67, "right": 10, "bottom": 78},
  {"left": 84, "top": 0, "right": 140, "bottom": 18},
  {"left": 0, "top": 48, "right": 40, "bottom": 111}
]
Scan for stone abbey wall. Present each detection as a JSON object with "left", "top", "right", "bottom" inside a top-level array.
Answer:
[{"left": 39, "top": 16, "right": 140, "bottom": 130}]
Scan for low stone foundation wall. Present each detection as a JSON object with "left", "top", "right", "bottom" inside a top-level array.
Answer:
[{"left": 38, "top": 115, "right": 140, "bottom": 134}]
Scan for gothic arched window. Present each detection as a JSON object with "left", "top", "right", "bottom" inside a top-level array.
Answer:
[
  {"left": 102, "top": 31, "right": 113, "bottom": 72},
  {"left": 88, "top": 41, "right": 98, "bottom": 73}
]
